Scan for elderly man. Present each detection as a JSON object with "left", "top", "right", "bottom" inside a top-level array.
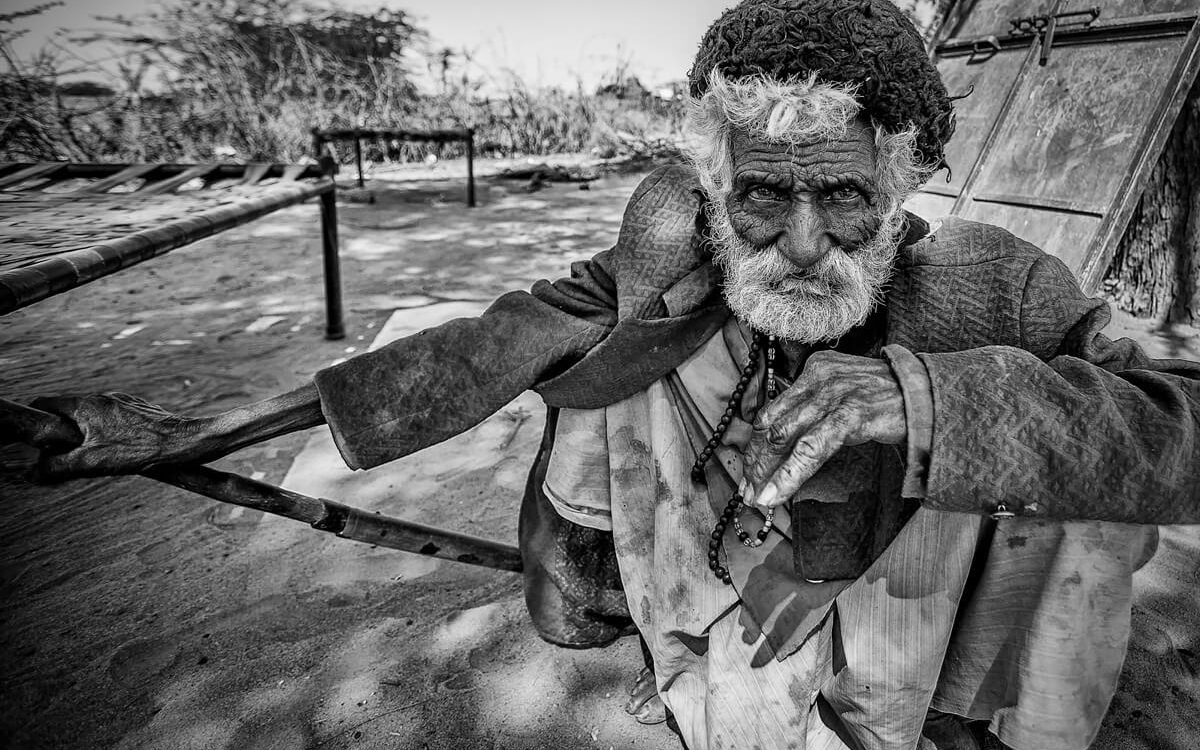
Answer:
[{"left": 30, "top": 1, "right": 1200, "bottom": 748}]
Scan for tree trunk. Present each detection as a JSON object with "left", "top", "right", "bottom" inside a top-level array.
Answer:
[{"left": 1103, "top": 78, "right": 1200, "bottom": 325}]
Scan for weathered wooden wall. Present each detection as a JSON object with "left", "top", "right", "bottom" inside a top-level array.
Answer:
[{"left": 1103, "top": 79, "right": 1200, "bottom": 325}]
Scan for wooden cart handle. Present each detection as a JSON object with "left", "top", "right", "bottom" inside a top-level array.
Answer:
[
  {"left": 1, "top": 398, "right": 523, "bottom": 572},
  {"left": 0, "top": 397, "right": 83, "bottom": 446}
]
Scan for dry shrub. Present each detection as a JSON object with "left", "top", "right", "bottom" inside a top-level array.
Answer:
[
  {"left": 2, "top": 1, "right": 687, "bottom": 164},
  {"left": 0, "top": 2, "right": 96, "bottom": 160},
  {"left": 3, "top": 0, "right": 426, "bottom": 161},
  {"left": 398, "top": 55, "right": 687, "bottom": 163}
]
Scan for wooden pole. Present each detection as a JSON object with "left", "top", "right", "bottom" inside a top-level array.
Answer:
[
  {"left": 319, "top": 185, "right": 345, "bottom": 340},
  {"left": 0, "top": 398, "right": 81, "bottom": 446},
  {"left": 145, "top": 465, "right": 524, "bottom": 571},
  {"left": 310, "top": 129, "right": 324, "bottom": 163},
  {"left": 353, "top": 136, "right": 365, "bottom": 188},
  {"left": 466, "top": 128, "right": 476, "bottom": 208},
  {"left": 0, "top": 399, "right": 523, "bottom": 573}
]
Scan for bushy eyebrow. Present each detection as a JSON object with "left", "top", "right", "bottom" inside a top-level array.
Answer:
[
  {"left": 812, "top": 173, "right": 873, "bottom": 194},
  {"left": 732, "top": 169, "right": 873, "bottom": 194},
  {"left": 732, "top": 169, "right": 791, "bottom": 186}
]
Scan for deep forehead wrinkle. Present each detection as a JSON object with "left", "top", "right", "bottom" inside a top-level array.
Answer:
[{"left": 729, "top": 125, "right": 877, "bottom": 189}]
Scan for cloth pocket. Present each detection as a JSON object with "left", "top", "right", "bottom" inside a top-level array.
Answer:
[{"left": 791, "top": 442, "right": 917, "bottom": 580}]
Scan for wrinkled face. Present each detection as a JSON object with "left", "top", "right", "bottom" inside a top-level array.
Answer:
[{"left": 707, "top": 119, "right": 904, "bottom": 343}]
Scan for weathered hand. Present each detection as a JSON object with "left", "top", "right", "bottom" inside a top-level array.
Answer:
[
  {"left": 30, "top": 393, "right": 209, "bottom": 480},
  {"left": 743, "top": 350, "right": 905, "bottom": 508}
]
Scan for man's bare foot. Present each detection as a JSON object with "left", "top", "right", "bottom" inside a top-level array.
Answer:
[{"left": 623, "top": 665, "right": 667, "bottom": 725}]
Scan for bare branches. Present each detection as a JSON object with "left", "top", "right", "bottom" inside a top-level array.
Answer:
[{"left": 0, "top": 2, "right": 63, "bottom": 28}]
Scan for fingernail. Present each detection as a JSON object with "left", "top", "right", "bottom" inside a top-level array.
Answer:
[{"left": 758, "top": 484, "right": 778, "bottom": 507}]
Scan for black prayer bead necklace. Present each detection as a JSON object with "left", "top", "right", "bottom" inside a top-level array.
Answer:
[{"left": 695, "top": 331, "right": 779, "bottom": 586}]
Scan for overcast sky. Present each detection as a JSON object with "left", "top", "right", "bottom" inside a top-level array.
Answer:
[{"left": 8, "top": 0, "right": 737, "bottom": 90}]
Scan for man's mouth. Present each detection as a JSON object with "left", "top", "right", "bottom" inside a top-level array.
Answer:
[{"left": 766, "top": 269, "right": 843, "bottom": 297}]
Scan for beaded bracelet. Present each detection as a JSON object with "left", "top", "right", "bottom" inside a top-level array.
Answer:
[{"left": 707, "top": 494, "right": 775, "bottom": 583}]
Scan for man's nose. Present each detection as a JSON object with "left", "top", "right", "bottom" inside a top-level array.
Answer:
[{"left": 775, "top": 202, "right": 832, "bottom": 271}]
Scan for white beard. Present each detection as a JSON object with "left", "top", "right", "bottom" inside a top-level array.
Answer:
[{"left": 706, "top": 200, "right": 905, "bottom": 344}]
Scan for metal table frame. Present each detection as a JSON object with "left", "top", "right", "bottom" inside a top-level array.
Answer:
[{"left": 311, "top": 127, "right": 476, "bottom": 207}]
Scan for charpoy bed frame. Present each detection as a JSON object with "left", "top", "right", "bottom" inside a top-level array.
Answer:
[{"left": 0, "top": 161, "right": 345, "bottom": 339}]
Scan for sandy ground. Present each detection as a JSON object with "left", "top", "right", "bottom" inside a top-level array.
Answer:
[{"left": 1, "top": 156, "right": 1198, "bottom": 749}]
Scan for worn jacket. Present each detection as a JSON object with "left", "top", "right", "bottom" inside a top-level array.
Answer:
[{"left": 315, "top": 164, "right": 1200, "bottom": 525}]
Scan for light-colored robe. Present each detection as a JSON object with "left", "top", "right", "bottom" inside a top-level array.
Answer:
[{"left": 544, "top": 316, "right": 1155, "bottom": 750}]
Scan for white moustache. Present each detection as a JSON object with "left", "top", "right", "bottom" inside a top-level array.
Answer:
[{"left": 707, "top": 203, "right": 904, "bottom": 343}]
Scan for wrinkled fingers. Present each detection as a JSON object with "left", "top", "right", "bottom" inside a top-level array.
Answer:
[
  {"left": 745, "top": 397, "right": 827, "bottom": 493},
  {"left": 746, "top": 393, "right": 853, "bottom": 506},
  {"left": 754, "top": 409, "right": 855, "bottom": 508}
]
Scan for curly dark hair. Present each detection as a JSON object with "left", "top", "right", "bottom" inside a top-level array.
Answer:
[{"left": 688, "top": 0, "right": 955, "bottom": 168}]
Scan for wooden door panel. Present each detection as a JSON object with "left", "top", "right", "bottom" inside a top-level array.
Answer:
[
  {"left": 903, "top": 191, "right": 957, "bottom": 221},
  {"left": 926, "top": 1, "right": 1200, "bottom": 290},
  {"left": 936, "top": 50, "right": 1029, "bottom": 194},
  {"left": 960, "top": 200, "right": 1101, "bottom": 272},
  {"left": 1059, "top": 0, "right": 1197, "bottom": 22},
  {"left": 969, "top": 39, "right": 1184, "bottom": 211}
]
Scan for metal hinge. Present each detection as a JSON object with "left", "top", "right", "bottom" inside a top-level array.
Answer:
[{"left": 1008, "top": 7, "right": 1102, "bottom": 65}]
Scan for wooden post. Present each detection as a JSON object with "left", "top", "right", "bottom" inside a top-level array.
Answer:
[
  {"left": 311, "top": 129, "right": 324, "bottom": 162},
  {"left": 466, "top": 128, "right": 476, "bottom": 208},
  {"left": 353, "top": 135, "right": 365, "bottom": 188},
  {"left": 319, "top": 185, "right": 346, "bottom": 340}
]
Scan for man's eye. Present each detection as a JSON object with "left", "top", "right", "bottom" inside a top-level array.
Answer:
[
  {"left": 747, "top": 186, "right": 786, "bottom": 202},
  {"left": 824, "top": 186, "right": 862, "bottom": 203}
]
